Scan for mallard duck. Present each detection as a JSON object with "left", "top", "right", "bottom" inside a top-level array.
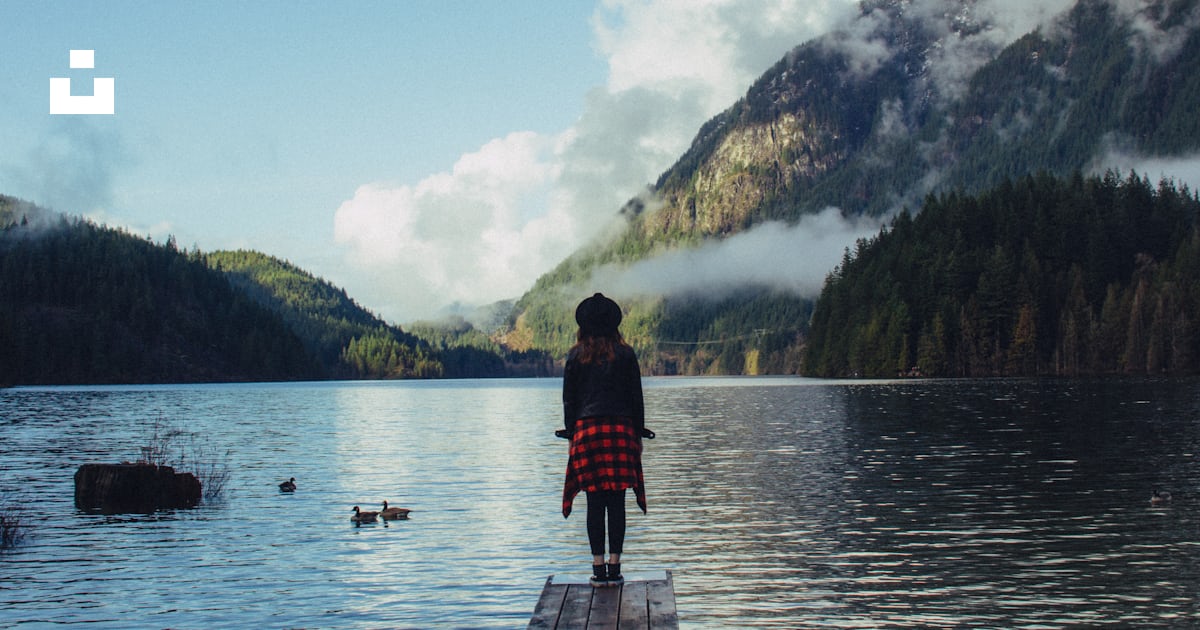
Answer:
[
  {"left": 380, "top": 500, "right": 412, "bottom": 520},
  {"left": 279, "top": 477, "right": 296, "bottom": 492},
  {"left": 1151, "top": 489, "right": 1173, "bottom": 505},
  {"left": 351, "top": 505, "right": 379, "bottom": 523}
]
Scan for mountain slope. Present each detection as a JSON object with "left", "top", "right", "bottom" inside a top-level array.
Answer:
[
  {"left": 0, "top": 204, "right": 322, "bottom": 385},
  {"left": 206, "top": 251, "right": 557, "bottom": 378},
  {"left": 507, "top": 0, "right": 1200, "bottom": 374},
  {"left": 205, "top": 250, "right": 444, "bottom": 379}
]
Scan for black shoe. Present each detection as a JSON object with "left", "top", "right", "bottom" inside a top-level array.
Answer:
[
  {"left": 589, "top": 563, "right": 608, "bottom": 587},
  {"left": 606, "top": 563, "right": 623, "bottom": 585}
]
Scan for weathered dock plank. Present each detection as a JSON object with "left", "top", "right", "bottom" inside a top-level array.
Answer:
[
  {"left": 528, "top": 570, "right": 677, "bottom": 630},
  {"left": 528, "top": 576, "right": 567, "bottom": 630},
  {"left": 560, "top": 583, "right": 595, "bottom": 628},
  {"left": 589, "top": 583, "right": 621, "bottom": 628},
  {"left": 645, "top": 573, "right": 678, "bottom": 628},
  {"left": 617, "top": 580, "right": 649, "bottom": 629}
]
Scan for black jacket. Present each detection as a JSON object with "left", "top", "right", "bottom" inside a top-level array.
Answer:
[{"left": 562, "top": 344, "right": 644, "bottom": 435}]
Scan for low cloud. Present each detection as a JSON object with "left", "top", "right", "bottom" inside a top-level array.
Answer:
[
  {"left": 588, "top": 208, "right": 882, "bottom": 301},
  {"left": 1110, "top": 0, "right": 1200, "bottom": 63},
  {"left": 1091, "top": 141, "right": 1200, "bottom": 191},
  {"left": 824, "top": 0, "right": 1075, "bottom": 100}
]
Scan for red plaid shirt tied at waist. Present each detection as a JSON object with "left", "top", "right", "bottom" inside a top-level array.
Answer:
[{"left": 562, "top": 415, "right": 647, "bottom": 518}]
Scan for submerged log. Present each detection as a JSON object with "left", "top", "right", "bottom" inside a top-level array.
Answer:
[{"left": 74, "top": 463, "right": 201, "bottom": 513}]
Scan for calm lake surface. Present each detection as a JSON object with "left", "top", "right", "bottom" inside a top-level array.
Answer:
[{"left": 2, "top": 377, "right": 1199, "bottom": 628}]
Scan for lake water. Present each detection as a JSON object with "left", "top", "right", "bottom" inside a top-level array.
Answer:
[{"left": 1, "top": 377, "right": 1199, "bottom": 628}]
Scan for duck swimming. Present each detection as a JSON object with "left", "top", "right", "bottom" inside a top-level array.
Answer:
[
  {"left": 1151, "top": 489, "right": 1173, "bottom": 505},
  {"left": 352, "top": 505, "right": 379, "bottom": 523},
  {"left": 279, "top": 477, "right": 296, "bottom": 492},
  {"left": 380, "top": 500, "right": 412, "bottom": 520}
]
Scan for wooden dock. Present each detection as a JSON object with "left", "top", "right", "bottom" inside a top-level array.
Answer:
[{"left": 527, "top": 569, "right": 678, "bottom": 629}]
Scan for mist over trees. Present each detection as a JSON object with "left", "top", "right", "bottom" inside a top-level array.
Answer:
[{"left": 805, "top": 171, "right": 1200, "bottom": 378}]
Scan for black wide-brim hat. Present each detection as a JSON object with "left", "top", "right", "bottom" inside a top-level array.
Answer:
[{"left": 575, "top": 292, "right": 622, "bottom": 336}]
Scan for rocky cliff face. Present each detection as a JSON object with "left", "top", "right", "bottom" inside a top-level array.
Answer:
[
  {"left": 642, "top": 111, "right": 846, "bottom": 240},
  {"left": 623, "top": 1, "right": 945, "bottom": 251}
]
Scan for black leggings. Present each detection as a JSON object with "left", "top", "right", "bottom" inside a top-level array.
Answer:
[{"left": 586, "top": 489, "right": 626, "bottom": 557}]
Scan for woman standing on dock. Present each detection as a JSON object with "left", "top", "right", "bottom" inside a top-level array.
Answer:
[{"left": 561, "top": 292, "right": 647, "bottom": 587}]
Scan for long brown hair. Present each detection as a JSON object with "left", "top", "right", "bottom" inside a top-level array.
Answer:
[{"left": 572, "top": 329, "right": 627, "bottom": 365}]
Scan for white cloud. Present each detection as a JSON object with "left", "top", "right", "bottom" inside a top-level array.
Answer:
[
  {"left": 333, "top": 131, "right": 574, "bottom": 319},
  {"left": 596, "top": 0, "right": 859, "bottom": 105},
  {"left": 589, "top": 208, "right": 882, "bottom": 300}
]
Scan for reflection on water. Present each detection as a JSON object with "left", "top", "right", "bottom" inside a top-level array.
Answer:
[
  {"left": 646, "top": 378, "right": 1200, "bottom": 627},
  {"left": 1, "top": 377, "right": 1199, "bottom": 627}
]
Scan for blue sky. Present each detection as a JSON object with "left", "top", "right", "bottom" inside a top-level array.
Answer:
[{"left": 3, "top": 1, "right": 1196, "bottom": 323}]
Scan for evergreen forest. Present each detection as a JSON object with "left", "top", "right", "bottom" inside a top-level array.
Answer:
[
  {"left": 805, "top": 172, "right": 1200, "bottom": 377},
  {"left": 204, "top": 250, "right": 442, "bottom": 379},
  {"left": 0, "top": 205, "right": 320, "bottom": 385}
]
